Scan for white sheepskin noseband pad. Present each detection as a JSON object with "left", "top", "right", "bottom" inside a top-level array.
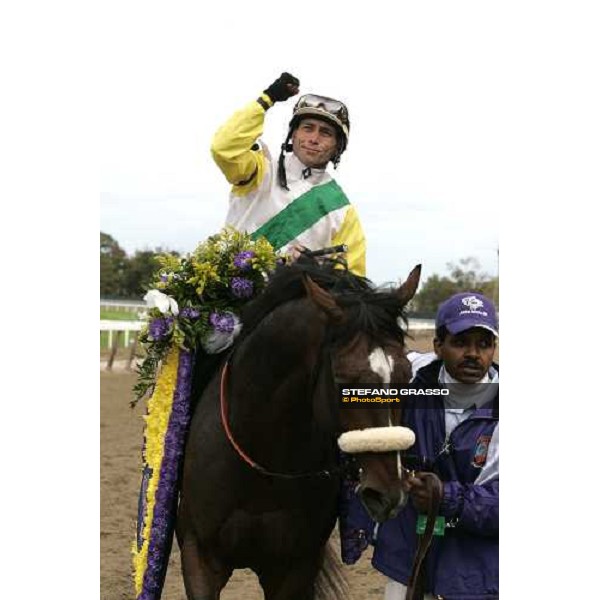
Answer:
[{"left": 337, "top": 426, "right": 415, "bottom": 454}]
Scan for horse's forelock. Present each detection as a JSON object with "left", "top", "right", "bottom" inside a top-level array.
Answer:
[{"left": 332, "top": 293, "right": 409, "bottom": 349}]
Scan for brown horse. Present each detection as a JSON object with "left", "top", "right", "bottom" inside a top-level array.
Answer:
[{"left": 177, "top": 258, "right": 421, "bottom": 599}]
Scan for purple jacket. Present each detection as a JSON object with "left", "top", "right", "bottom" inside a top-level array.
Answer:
[{"left": 339, "top": 360, "right": 499, "bottom": 600}]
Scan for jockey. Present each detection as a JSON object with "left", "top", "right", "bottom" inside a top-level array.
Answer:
[
  {"left": 134, "top": 77, "right": 367, "bottom": 600},
  {"left": 340, "top": 292, "right": 499, "bottom": 600},
  {"left": 211, "top": 72, "right": 366, "bottom": 276}
]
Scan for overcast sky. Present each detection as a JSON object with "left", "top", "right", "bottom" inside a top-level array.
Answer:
[
  {"left": 3, "top": 2, "right": 600, "bottom": 592},
  {"left": 100, "top": 2, "right": 502, "bottom": 288}
]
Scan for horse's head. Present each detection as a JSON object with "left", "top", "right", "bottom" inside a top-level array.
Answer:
[{"left": 304, "top": 264, "right": 422, "bottom": 522}]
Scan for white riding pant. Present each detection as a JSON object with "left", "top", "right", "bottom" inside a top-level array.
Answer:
[{"left": 384, "top": 578, "right": 437, "bottom": 600}]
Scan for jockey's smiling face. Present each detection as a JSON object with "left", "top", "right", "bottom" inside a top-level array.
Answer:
[
  {"left": 434, "top": 327, "right": 497, "bottom": 384},
  {"left": 292, "top": 118, "right": 338, "bottom": 168}
]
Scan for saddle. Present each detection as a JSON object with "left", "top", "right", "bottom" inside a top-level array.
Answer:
[{"left": 405, "top": 472, "right": 444, "bottom": 600}]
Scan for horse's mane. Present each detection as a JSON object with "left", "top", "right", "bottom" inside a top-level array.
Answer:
[{"left": 239, "top": 257, "right": 409, "bottom": 347}]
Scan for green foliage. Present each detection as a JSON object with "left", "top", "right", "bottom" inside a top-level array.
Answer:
[
  {"left": 131, "top": 335, "right": 169, "bottom": 404},
  {"left": 123, "top": 249, "right": 173, "bottom": 300},
  {"left": 132, "top": 227, "right": 280, "bottom": 403},
  {"left": 412, "top": 257, "right": 499, "bottom": 316},
  {"left": 412, "top": 274, "right": 461, "bottom": 315},
  {"left": 100, "top": 232, "right": 181, "bottom": 300},
  {"left": 100, "top": 232, "right": 128, "bottom": 297}
]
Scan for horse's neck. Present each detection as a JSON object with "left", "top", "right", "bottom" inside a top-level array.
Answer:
[
  {"left": 227, "top": 301, "right": 327, "bottom": 458},
  {"left": 233, "top": 298, "right": 323, "bottom": 387},
  {"left": 230, "top": 337, "right": 322, "bottom": 422}
]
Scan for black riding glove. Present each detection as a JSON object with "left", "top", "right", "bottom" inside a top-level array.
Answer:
[{"left": 263, "top": 72, "right": 300, "bottom": 103}]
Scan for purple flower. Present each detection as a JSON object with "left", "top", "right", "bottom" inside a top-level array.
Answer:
[
  {"left": 180, "top": 307, "right": 201, "bottom": 320},
  {"left": 209, "top": 311, "right": 235, "bottom": 334},
  {"left": 160, "top": 273, "right": 168, "bottom": 282},
  {"left": 149, "top": 317, "right": 173, "bottom": 341},
  {"left": 233, "top": 250, "right": 255, "bottom": 271},
  {"left": 137, "top": 350, "right": 194, "bottom": 599},
  {"left": 230, "top": 276, "right": 254, "bottom": 299}
]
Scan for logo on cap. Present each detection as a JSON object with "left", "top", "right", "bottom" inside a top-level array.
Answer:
[
  {"left": 436, "top": 292, "right": 498, "bottom": 336},
  {"left": 462, "top": 296, "right": 484, "bottom": 311}
]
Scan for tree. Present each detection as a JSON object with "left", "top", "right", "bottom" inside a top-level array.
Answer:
[
  {"left": 100, "top": 232, "right": 127, "bottom": 297},
  {"left": 448, "top": 257, "right": 486, "bottom": 289},
  {"left": 411, "top": 274, "right": 460, "bottom": 315},
  {"left": 123, "top": 249, "right": 166, "bottom": 300},
  {"left": 100, "top": 232, "right": 181, "bottom": 299},
  {"left": 480, "top": 277, "right": 499, "bottom": 307},
  {"left": 412, "top": 257, "right": 498, "bottom": 316}
]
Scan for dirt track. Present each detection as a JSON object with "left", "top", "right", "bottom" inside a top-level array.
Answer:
[
  {"left": 100, "top": 334, "right": 435, "bottom": 599},
  {"left": 101, "top": 372, "right": 392, "bottom": 600}
]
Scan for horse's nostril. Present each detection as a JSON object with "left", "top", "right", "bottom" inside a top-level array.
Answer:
[
  {"left": 359, "top": 487, "right": 390, "bottom": 523},
  {"left": 361, "top": 487, "right": 383, "bottom": 506},
  {"left": 359, "top": 486, "right": 408, "bottom": 522}
]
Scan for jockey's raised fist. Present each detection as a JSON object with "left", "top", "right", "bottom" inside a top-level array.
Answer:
[{"left": 264, "top": 72, "right": 300, "bottom": 103}]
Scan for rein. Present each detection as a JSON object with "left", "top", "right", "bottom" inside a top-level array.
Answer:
[
  {"left": 405, "top": 472, "right": 444, "bottom": 600},
  {"left": 219, "top": 359, "right": 337, "bottom": 480}
]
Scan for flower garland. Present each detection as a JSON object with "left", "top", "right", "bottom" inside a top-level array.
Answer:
[
  {"left": 133, "top": 226, "right": 279, "bottom": 403},
  {"left": 131, "top": 227, "right": 280, "bottom": 600},
  {"left": 132, "top": 346, "right": 191, "bottom": 598}
]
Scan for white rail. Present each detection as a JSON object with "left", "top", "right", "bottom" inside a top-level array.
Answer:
[
  {"left": 407, "top": 318, "right": 435, "bottom": 331},
  {"left": 100, "top": 300, "right": 146, "bottom": 312},
  {"left": 100, "top": 320, "right": 144, "bottom": 347}
]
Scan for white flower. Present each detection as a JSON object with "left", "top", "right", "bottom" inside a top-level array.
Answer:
[{"left": 143, "top": 289, "right": 179, "bottom": 316}]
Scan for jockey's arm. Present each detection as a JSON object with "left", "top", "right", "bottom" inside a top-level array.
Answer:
[
  {"left": 211, "top": 95, "right": 271, "bottom": 195},
  {"left": 332, "top": 205, "right": 366, "bottom": 277}
]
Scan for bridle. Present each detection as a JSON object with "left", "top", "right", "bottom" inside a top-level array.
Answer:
[
  {"left": 404, "top": 472, "right": 444, "bottom": 600},
  {"left": 218, "top": 301, "right": 405, "bottom": 486},
  {"left": 219, "top": 356, "right": 338, "bottom": 480}
]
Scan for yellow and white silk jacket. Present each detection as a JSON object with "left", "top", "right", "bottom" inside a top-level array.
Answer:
[{"left": 211, "top": 94, "right": 366, "bottom": 276}]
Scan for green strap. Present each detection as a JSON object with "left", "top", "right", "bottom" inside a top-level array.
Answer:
[{"left": 251, "top": 180, "right": 349, "bottom": 250}]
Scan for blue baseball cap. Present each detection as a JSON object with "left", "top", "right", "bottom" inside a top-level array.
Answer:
[{"left": 436, "top": 292, "right": 499, "bottom": 337}]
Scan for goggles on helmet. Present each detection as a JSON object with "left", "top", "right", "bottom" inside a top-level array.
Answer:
[
  {"left": 291, "top": 94, "right": 350, "bottom": 144},
  {"left": 278, "top": 94, "right": 350, "bottom": 189}
]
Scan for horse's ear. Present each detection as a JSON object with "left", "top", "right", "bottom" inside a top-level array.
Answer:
[
  {"left": 303, "top": 275, "right": 346, "bottom": 323},
  {"left": 396, "top": 264, "right": 422, "bottom": 306}
]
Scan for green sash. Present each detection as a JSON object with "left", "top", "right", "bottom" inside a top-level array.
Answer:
[{"left": 251, "top": 180, "right": 349, "bottom": 250}]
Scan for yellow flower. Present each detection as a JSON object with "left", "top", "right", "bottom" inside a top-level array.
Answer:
[
  {"left": 155, "top": 253, "right": 181, "bottom": 272},
  {"left": 132, "top": 347, "right": 180, "bottom": 594}
]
